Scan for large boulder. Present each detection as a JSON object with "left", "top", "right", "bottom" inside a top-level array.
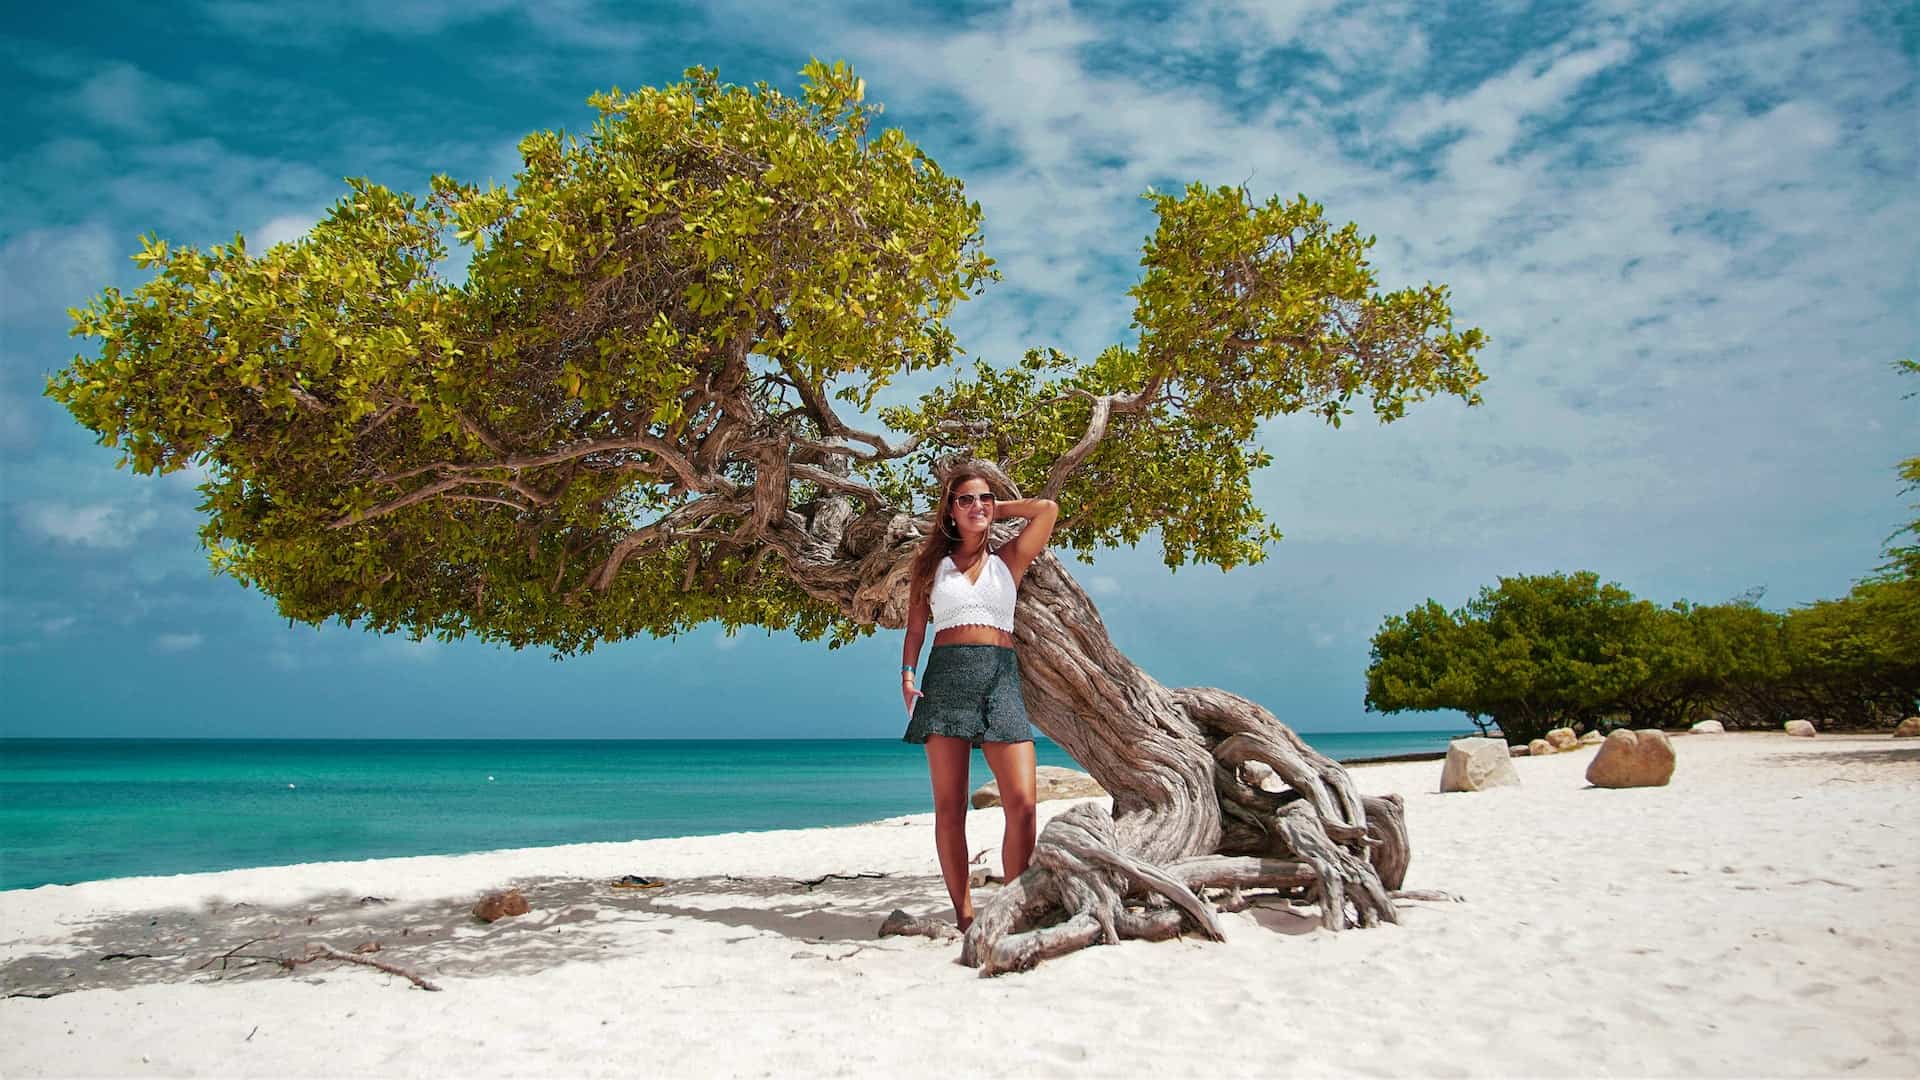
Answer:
[
  {"left": 1893, "top": 717, "right": 1920, "bottom": 739},
  {"left": 1578, "top": 730, "right": 1604, "bottom": 746},
  {"left": 1785, "top": 719, "right": 1817, "bottom": 738},
  {"left": 1528, "top": 738, "right": 1554, "bottom": 756},
  {"left": 1691, "top": 720, "right": 1726, "bottom": 734},
  {"left": 1586, "top": 729, "right": 1676, "bottom": 788},
  {"left": 971, "top": 765, "right": 1108, "bottom": 809},
  {"left": 1440, "top": 737, "right": 1521, "bottom": 793},
  {"left": 1545, "top": 727, "right": 1580, "bottom": 752}
]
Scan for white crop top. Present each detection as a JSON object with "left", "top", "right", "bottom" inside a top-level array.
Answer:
[{"left": 929, "top": 550, "right": 1019, "bottom": 633}]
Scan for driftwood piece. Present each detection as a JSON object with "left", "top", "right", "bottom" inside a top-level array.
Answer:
[
  {"left": 197, "top": 939, "right": 440, "bottom": 991},
  {"left": 305, "top": 944, "right": 441, "bottom": 991}
]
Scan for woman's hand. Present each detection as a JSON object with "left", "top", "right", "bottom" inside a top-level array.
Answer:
[{"left": 902, "top": 675, "right": 924, "bottom": 718}]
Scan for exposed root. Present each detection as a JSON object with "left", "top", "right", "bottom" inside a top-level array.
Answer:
[
  {"left": 960, "top": 676, "right": 1428, "bottom": 972},
  {"left": 1272, "top": 802, "right": 1398, "bottom": 930},
  {"left": 1362, "top": 793, "right": 1410, "bottom": 892},
  {"left": 962, "top": 803, "right": 1227, "bottom": 976}
]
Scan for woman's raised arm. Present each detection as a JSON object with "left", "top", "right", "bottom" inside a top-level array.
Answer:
[{"left": 992, "top": 498, "right": 1059, "bottom": 582}]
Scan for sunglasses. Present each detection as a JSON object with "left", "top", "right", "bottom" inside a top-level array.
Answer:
[{"left": 951, "top": 492, "right": 997, "bottom": 508}]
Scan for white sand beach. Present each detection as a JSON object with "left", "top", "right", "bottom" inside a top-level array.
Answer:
[{"left": 2, "top": 732, "right": 1915, "bottom": 1078}]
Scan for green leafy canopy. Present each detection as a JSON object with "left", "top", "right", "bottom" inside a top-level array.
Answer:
[{"left": 49, "top": 62, "right": 1487, "bottom": 655}]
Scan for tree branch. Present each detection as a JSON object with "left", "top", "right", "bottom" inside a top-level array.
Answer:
[
  {"left": 1038, "top": 375, "right": 1165, "bottom": 502},
  {"left": 588, "top": 496, "right": 752, "bottom": 591},
  {"left": 789, "top": 463, "right": 882, "bottom": 504}
]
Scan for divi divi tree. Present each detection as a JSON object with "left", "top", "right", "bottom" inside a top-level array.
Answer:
[{"left": 50, "top": 63, "right": 1486, "bottom": 974}]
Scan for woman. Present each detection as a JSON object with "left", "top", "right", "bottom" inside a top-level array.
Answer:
[{"left": 900, "top": 463, "right": 1059, "bottom": 932}]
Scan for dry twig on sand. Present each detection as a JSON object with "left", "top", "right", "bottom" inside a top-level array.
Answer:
[{"left": 197, "top": 939, "right": 440, "bottom": 991}]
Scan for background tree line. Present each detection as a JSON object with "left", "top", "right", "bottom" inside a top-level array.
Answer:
[{"left": 1365, "top": 363, "right": 1918, "bottom": 745}]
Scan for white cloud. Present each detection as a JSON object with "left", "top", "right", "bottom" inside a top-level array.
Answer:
[
  {"left": 1088, "top": 575, "right": 1120, "bottom": 595},
  {"left": 42, "top": 616, "right": 76, "bottom": 635},
  {"left": 15, "top": 502, "right": 159, "bottom": 549},
  {"left": 253, "top": 212, "right": 321, "bottom": 249},
  {"left": 154, "top": 631, "right": 204, "bottom": 653},
  {"left": 200, "top": 0, "right": 646, "bottom": 50},
  {"left": 69, "top": 62, "right": 207, "bottom": 134},
  {"left": 0, "top": 223, "right": 117, "bottom": 329}
]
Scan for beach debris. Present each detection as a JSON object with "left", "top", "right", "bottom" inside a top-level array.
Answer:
[
  {"left": 194, "top": 939, "right": 439, "bottom": 990},
  {"left": 1390, "top": 888, "right": 1466, "bottom": 903},
  {"left": 968, "top": 866, "right": 999, "bottom": 887},
  {"left": 1528, "top": 738, "right": 1555, "bottom": 756},
  {"left": 1545, "top": 727, "right": 1580, "bottom": 752},
  {"left": 1586, "top": 729, "right": 1676, "bottom": 788},
  {"left": 971, "top": 765, "right": 1108, "bottom": 809},
  {"left": 1579, "top": 730, "right": 1604, "bottom": 746},
  {"left": 357, "top": 896, "right": 392, "bottom": 905},
  {"left": 878, "top": 909, "right": 962, "bottom": 941},
  {"left": 794, "top": 871, "right": 889, "bottom": 892},
  {"left": 1893, "top": 716, "right": 1920, "bottom": 738},
  {"left": 1785, "top": 720, "right": 1818, "bottom": 738},
  {"left": 471, "top": 889, "right": 530, "bottom": 922},
  {"left": 609, "top": 874, "right": 666, "bottom": 890},
  {"left": 1691, "top": 720, "right": 1727, "bottom": 734},
  {"left": 1440, "top": 737, "right": 1520, "bottom": 793},
  {"left": 299, "top": 944, "right": 440, "bottom": 991}
]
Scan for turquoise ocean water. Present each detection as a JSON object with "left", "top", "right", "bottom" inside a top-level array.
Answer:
[{"left": 0, "top": 732, "right": 1463, "bottom": 891}]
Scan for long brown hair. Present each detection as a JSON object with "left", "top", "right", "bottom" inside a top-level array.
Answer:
[{"left": 909, "top": 462, "right": 1001, "bottom": 615}]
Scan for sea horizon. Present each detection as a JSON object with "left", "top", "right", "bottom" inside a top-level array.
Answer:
[{"left": 0, "top": 730, "right": 1469, "bottom": 891}]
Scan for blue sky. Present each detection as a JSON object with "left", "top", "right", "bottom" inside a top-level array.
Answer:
[{"left": 1, "top": 0, "right": 1913, "bottom": 740}]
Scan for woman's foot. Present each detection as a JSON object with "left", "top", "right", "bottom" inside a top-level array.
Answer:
[{"left": 957, "top": 913, "right": 974, "bottom": 933}]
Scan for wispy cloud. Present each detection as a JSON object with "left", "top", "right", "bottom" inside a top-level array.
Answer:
[
  {"left": 14, "top": 502, "right": 160, "bottom": 549},
  {"left": 154, "top": 631, "right": 204, "bottom": 653},
  {"left": 68, "top": 62, "right": 208, "bottom": 134},
  {"left": 198, "top": 0, "right": 650, "bottom": 51},
  {"left": 0, "top": 224, "right": 117, "bottom": 330}
]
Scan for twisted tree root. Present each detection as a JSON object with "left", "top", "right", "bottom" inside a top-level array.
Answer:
[
  {"left": 961, "top": 803, "right": 1229, "bottom": 975},
  {"left": 946, "top": 674, "right": 1419, "bottom": 973}
]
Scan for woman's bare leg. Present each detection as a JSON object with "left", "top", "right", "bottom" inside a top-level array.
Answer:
[
  {"left": 923, "top": 734, "right": 975, "bottom": 930},
  {"left": 982, "top": 739, "right": 1038, "bottom": 882}
]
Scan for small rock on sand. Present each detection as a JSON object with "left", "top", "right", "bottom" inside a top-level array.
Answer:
[
  {"left": 1509, "top": 743, "right": 1530, "bottom": 757},
  {"left": 1440, "top": 737, "right": 1520, "bottom": 793},
  {"left": 1692, "top": 720, "right": 1726, "bottom": 734},
  {"left": 1586, "top": 729, "right": 1676, "bottom": 788},
  {"left": 1893, "top": 716, "right": 1920, "bottom": 739},
  {"left": 1528, "top": 738, "right": 1554, "bottom": 756},
  {"left": 972, "top": 765, "right": 1107, "bottom": 809},
  {"left": 1579, "top": 730, "right": 1603, "bottom": 746},
  {"left": 472, "top": 889, "right": 530, "bottom": 922},
  {"left": 1546, "top": 728, "right": 1580, "bottom": 752},
  {"left": 1785, "top": 719, "right": 1817, "bottom": 738}
]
